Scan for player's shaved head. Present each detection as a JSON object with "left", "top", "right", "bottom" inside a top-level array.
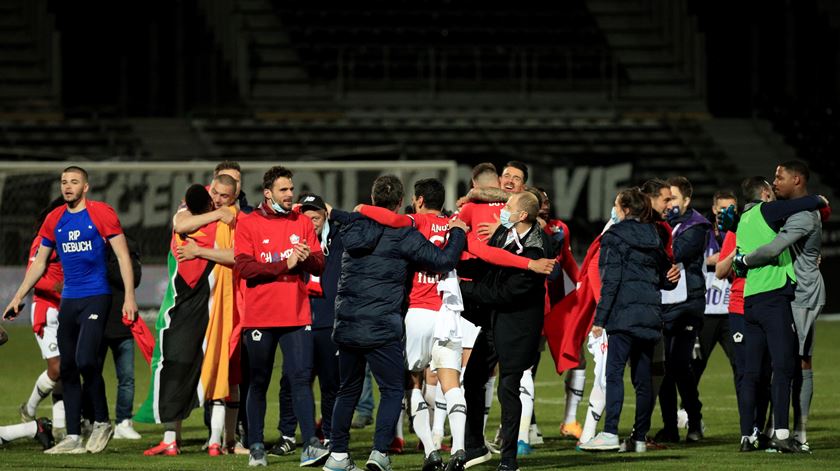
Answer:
[
  {"left": 214, "top": 173, "right": 237, "bottom": 190},
  {"left": 472, "top": 162, "right": 499, "bottom": 188}
]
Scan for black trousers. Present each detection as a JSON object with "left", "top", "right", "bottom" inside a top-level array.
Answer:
[
  {"left": 730, "top": 313, "right": 771, "bottom": 435},
  {"left": 692, "top": 315, "right": 737, "bottom": 390},
  {"left": 659, "top": 313, "right": 703, "bottom": 433},
  {"left": 603, "top": 333, "right": 656, "bottom": 440},
  {"left": 740, "top": 294, "right": 797, "bottom": 435},
  {"left": 463, "top": 328, "right": 497, "bottom": 451}
]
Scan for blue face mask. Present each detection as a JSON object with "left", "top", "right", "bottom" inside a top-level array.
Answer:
[
  {"left": 270, "top": 197, "right": 288, "bottom": 214},
  {"left": 666, "top": 205, "right": 681, "bottom": 222},
  {"left": 499, "top": 209, "right": 515, "bottom": 229},
  {"left": 610, "top": 207, "right": 620, "bottom": 224}
]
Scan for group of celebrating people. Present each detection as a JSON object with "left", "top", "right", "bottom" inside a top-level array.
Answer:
[{"left": 0, "top": 158, "right": 828, "bottom": 471}]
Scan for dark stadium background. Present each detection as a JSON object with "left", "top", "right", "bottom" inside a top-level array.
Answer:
[{"left": 1, "top": 0, "right": 838, "bottom": 311}]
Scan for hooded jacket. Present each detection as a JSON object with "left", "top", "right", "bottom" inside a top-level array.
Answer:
[
  {"left": 331, "top": 208, "right": 465, "bottom": 349},
  {"left": 594, "top": 219, "right": 676, "bottom": 341},
  {"left": 663, "top": 209, "right": 712, "bottom": 323}
]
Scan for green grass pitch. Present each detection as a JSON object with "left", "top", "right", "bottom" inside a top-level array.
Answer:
[{"left": 1, "top": 321, "right": 840, "bottom": 470}]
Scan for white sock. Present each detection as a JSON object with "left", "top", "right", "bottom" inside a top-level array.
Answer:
[
  {"left": 580, "top": 378, "right": 606, "bottom": 444},
  {"left": 225, "top": 387, "right": 240, "bottom": 444},
  {"left": 163, "top": 422, "right": 178, "bottom": 444},
  {"left": 209, "top": 401, "right": 224, "bottom": 445},
  {"left": 775, "top": 428, "right": 790, "bottom": 440},
  {"left": 518, "top": 370, "right": 534, "bottom": 442},
  {"left": 395, "top": 399, "right": 405, "bottom": 440},
  {"left": 52, "top": 399, "right": 65, "bottom": 429},
  {"left": 564, "top": 369, "right": 585, "bottom": 424},
  {"left": 0, "top": 421, "right": 37, "bottom": 443},
  {"left": 411, "top": 389, "right": 435, "bottom": 456},
  {"left": 26, "top": 370, "right": 56, "bottom": 417},
  {"left": 331, "top": 452, "right": 348, "bottom": 460},
  {"left": 433, "top": 382, "right": 446, "bottom": 438},
  {"left": 444, "top": 387, "right": 467, "bottom": 453},
  {"left": 483, "top": 376, "right": 496, "bottom": 433}
]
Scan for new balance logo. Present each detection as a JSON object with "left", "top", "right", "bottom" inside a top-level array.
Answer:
[
  {"left": 449, "top": 404, "right": 467, "bottom": 415},
  {"left": 88, "top": 313, "right": 99, "bottom": 320},
  {"left": 262, "top": 239, "right": 270, "bottom": 244}
]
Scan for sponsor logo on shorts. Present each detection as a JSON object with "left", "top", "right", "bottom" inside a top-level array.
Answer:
[
  {"left": 88, "top": 313, "right": 99, "bottom": 320},
  {"left": 251, "top": 330, "right": 262, "bottom": 342},
  {"left": 49, "top": 343, "right": 58, "bottom": 352}
]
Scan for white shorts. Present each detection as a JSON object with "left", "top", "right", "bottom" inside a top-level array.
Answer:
[
  {"left": 405, "top": 307, "right": 465, "bottom": 372},
  {"left": 405, "top": 308, "right": 437, "bottom": 372},
  {"left": 460, "top": 317, "right": 480, "bottom": 350},
  {"left": 31, "top": 301, "right": 60, "bottom": 360}
]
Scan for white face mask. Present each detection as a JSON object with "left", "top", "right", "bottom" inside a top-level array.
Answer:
[
  {"left": 269, "top": 197, "right": 288, "bottom": 214},
  {"left": 610, "top": 207, "right": 620, "bottom": 224}
]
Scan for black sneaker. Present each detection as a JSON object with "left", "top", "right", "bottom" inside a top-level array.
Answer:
[
  {"left": 34, "top": 417, "right": 55, "bottom": 450},
  {"left": 445, "top": 449, "right": 466, "bottom": 471},
  {"left": 768, "top": 433, "right": 801, "bottom": 453},
  {"left": 653, "top": 428, "right": 680, "bottom": 444},
  {"left": 423, "top": 450, "right": 444, "bottom": 471},
  {"left": 755, "top": 433, "right": 771, "bottom": 450},
  {"left": 464, "top": 446, "right": 492, "bottom": 469},
  {"left": 268, "top": 436, "right": 296, "bottom": 456},
  {"left": 496, "top": 463, "right": 519, "bottom": 471},
  {"left": 739, "top": 437, "right": 757, "bottom": 452},
  {"left": 685, "top": 428, "right": 704, "bottom": 443}
]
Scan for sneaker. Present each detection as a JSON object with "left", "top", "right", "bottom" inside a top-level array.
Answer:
[
  {"left": 496, "top": 464, "right": 520, "bottom": 471},
  {"left": 653, "top": 428, "right": 680, "bottom": 444},
  {"left": 387, "top": 436, "right": 405, "bottom": 455},
  {"left": 268, "top": 436, "right": 296, "bottom": 456},
  {"left": 578, "top": 432, "right": 620, "bottom": 451},
  {"left": 365, "top": 449, "right": 392, "bottom": 471},
  {"left": 464, "top": 445, "right": 492, "bottom": 468},
  {"left": 300, "top": 437, "right": 330, "bottom": 467},
  {"left": 798, "top": 441, "right": 811, "bottom": 453},
  {"left": 323, "top": 454, "right": 363, "bottom": 471},
  {"left": 739, "top": 437, "right": 757, "bottom": 452},
  {"left": 85, "top": 421, "right": 113, "bottom": 453},
  {"left": 226, "top": 440, "right": 250, "bottom": 455},
  {"left": 484, "top": 439, "right": 500, "bottom": 454},
  {"left": 208, "top": 442, "right": 223, "bottom": 456},
  {"left": 685, "top": 428, "right": 704, "bottom": 443},
  {"left": 528, "top": 424, "right": 544, "bottom": 445},
  {"left": 645, "top": 436, "right": 668, "bottom": 450},
  {"left": 44, "top": 435, "right": 86, "bottom": 454},
  {"left": 560, "top": 421, "right": 582, "bottom": 440},
  {"left": 19, "top": 403, "right": 35, "bottom": 423},
  {"left": 767, "top": 433, "right": 801, "bottom": 453},
  {"left": 755, "top": 433, "right": 771, "bottom": 450},
  {"left": 144, "top": 440, "right": 180, "bottom": 456},
  {"left": 422, "top": 449, "right": 444, "bottom": 471},
  {"left": 113, "top": 419, "right": 142, "bottom": 439},
  {"left": 249, "top": 442, "right": 268, "bottom": 467},
  {"left": 444, "top": 449, "right": 466, "bottom": 471},
  {"left": 351, "top": 414, "right": 373, "bottom": 429},
  {"left": 516, "top": 440, "right": 531, "bottom": 456},
  {"left": 34, "top": 417, "right": 55, "bottom": 450},
  {"left": 676, "top": 408, "right": 689, "bottom": 429}
]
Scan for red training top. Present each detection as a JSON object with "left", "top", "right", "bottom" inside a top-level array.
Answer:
[
  {"left": 234, "top": 204, "right": 324, "bottom": 328},
  {"left": 28, "top": 236, "right": 63, "bottom": 308},
  {"left": 719, "top": 231, "right": 744, "bottom": 315}
]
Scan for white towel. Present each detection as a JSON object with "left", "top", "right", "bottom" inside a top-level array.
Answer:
[
  {"left": 587, "top": 331, "right": 608, "bottom": 390},
  {"left": 435, "top": 270, "right": 463, "bottom": 342}
]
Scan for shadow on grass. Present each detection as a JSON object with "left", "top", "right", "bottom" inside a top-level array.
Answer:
[{"left": 520, "top": 453, "right": 686, "bottom": 469}]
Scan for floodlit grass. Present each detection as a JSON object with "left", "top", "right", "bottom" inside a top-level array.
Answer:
[{"left": 1, "top": 321, "right": 839, "bottom": 469}]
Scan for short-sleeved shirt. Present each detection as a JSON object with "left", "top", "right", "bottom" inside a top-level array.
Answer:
[
  {"left": 39, "top": 202, "right": 122, "bottom": 299},
  {"left": 719, "top": 231, "right": 744, "bottom": 315}
]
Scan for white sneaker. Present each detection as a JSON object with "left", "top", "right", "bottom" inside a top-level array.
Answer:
[
  {"left": 113, "top": 419, "right": 142, "bottom": 439},
  {"left": 45, "top": 435, "right": 86, "bottom": 454},
  {"left": 85, "top": 421, "right": 113, "bottom": 453},
  {"left": 578, "top": 432, "right": 620, "bottom": 451}
]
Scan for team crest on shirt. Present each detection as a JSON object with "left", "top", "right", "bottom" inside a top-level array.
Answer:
[
  {"left": 251, "top": 330, "right": 262, "bottom": 342},
  {"left": 732, "top": 332, "right": 743, "bottom": 343},
  {"left": 289, "top": 234, "right": 300, "bottom": 245}
]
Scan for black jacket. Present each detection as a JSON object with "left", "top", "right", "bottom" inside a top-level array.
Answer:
[
  {"left": 331, "top": 209, "right": 465, "bottom": 349},
  {"left": 594, "top": 219, "right": 676, "bottom": 341},
  {"left": 663, "top": 209, "right": 712, "bottom": 323},
  {"left": 460, "top": 224, "right": 551, "bottom": 374},
  {"left": 310, "top": 221, "right": 344, "bottom": 329},
  {"left": 105, "top": 236, "right": 142, "bottom": 340}
]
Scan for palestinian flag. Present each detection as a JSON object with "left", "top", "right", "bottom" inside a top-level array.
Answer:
[{"left": 135, "top": 210, "right": 236, "bottom": 424}]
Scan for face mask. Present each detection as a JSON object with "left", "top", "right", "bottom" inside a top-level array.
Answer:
[
  {"left": 610, "top": 207, "right": 620, "bottom": 224},
  {"left": 666, "top": 205, "right": 681, "bottom": 222},
  {"left": 499, "top": 209, "right": 515, "bottom": 229},
  {"left": 270, "top": 197, "right": 288, "bottom": 214}
]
